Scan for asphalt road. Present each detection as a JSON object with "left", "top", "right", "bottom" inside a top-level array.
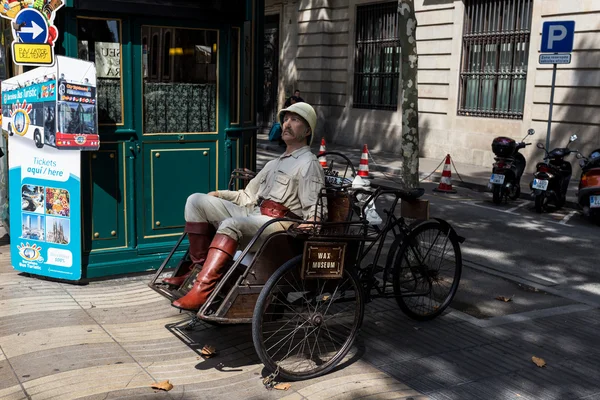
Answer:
[{"left": 416, "top": 181, "right": 600, "bottom": 314}]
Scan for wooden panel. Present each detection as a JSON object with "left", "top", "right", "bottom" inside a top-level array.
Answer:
[
  {"left": 401, "top": 199, "right": 430, "bottom": 220},
  {"left": 224, "top": 293, "right": 259, "bottom": 319},
  {"left": 82, "top": 143, "right": 127, "bottom": 252},
  {"left": 143, "top": 142, "right": 216, "bottom": 238}
]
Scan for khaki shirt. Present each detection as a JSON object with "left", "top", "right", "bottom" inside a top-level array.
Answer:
[{"left": 218, "top": 146, "right": 326, "bottom": 220}]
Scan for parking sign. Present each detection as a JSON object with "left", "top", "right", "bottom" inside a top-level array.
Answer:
[{"left": 541, "top": 21, "right": 575, "bottom": 53}]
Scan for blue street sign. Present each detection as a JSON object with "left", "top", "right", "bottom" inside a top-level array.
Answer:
[
  {"left": 14, "top": 9, "right": 48, "bottom": 44},
  {"left": 541, "top": 21, "right": 575, "bottom": 53}
]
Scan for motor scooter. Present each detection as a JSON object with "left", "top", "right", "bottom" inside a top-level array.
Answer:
[
  {"left": 531, "top": 134, "right": 578, "bottom": 213},
  {"left": 576, "top": 149, "right": 600, "bottom": 223},
  {"left": 489, "top": 129, "right": 535, "bottom": 204}
]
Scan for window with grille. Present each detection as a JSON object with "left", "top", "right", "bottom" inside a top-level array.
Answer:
[
  {"left": 353, "top": 2, "right": 401, "bottom": 110},
  {"left": 459, "top": 0, "right": 533, "bottom": 119}
]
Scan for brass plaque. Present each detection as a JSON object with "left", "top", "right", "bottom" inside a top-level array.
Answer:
[{"left": 301, "top": 242, "right": 346, "bottom": 279}]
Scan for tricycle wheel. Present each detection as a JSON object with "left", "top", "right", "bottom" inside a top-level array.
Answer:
[
  {"left": 391, "top": 220, "right": 462, "bottom": 321},
  {"left": 252, "top": 255, "right": 364, "bottom": 381}
]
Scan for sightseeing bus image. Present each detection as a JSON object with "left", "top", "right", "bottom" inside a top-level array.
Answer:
[{"left": 2, "top": 76, "right": 99, "bottom": 151}]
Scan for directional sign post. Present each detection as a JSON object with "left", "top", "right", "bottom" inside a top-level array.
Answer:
[
  {"left": 0, "top": 1, "right": 64, "bottom": 66},
  {"left": 541, "top": 21, "right": 575, "bottom": 150}
]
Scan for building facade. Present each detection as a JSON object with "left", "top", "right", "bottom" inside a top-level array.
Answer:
[{"left": 262, "top": 0, "right": 600, "bottom": 169}]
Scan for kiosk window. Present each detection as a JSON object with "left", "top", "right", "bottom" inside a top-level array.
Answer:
[
  {"left": 142, "top": 26, "right": 218, "bottom": 134},
  {"left": 77, "top": 18, "right": 123, "bottom": 125}
]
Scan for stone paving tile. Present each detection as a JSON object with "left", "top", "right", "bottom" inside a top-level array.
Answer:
[
  {"left": 0, "top": 359, "right": 21, "bottom": 392},
  {"left": 0, "top": 309, "right": 97, "bottom": 337},
  {"left": 8, "top": 343, "right": 133, "bottom": 382},
  {"left": 0, "top": 323, "right": 111, "bottom": 358},
  {"left": 86, "top": 299, "right": 183, "bottom": 325},
  {"left": 21, "top": 363, "right": 154, "bottom": 400},
  {"left": 120, "top": 339, "right": 199, "bottom": 363},
  {"left": 0, "top": 385, "right": 28, "bottom": 400},
  {"left": 0, "top": 292, "right": 80, "bottom": 319}
]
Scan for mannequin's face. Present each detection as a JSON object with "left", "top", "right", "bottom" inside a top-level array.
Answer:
[{"left": 281, "top": 112, "right": 310, "bottom": 145}]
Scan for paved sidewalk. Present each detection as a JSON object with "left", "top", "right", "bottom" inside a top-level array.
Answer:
[
  {"left": 1, "top": 237, "right": 600, "bottom": 399},
  {"left": 256, "top": 134, "right": 579, "bottom": 208}
]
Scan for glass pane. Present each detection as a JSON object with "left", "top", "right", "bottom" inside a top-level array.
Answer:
[
  {"left": 142, "top": 26, "right": 218, "bottom": 133},
  {"left": 77, "top": 18, "right": 122, "bottom": 125}
]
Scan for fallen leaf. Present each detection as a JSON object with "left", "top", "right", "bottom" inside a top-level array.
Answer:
[
  {"left": 201, "top": 345, "right": 217, "bottom": 358},
  {"left": 274, "top": 383, "right": 291, "bottom": 391},
  {"left": 532, "top": 356, "right": 546, "bottom": 367},
  {"left": 150, "top": 380, "right": 173, "bottom": 391},
  {"left": 495, "top": 296, "right": 513, "bottom": 302}
]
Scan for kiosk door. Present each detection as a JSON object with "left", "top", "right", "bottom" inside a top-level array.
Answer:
[{"left": 133, "top": 22, "right": 224, "bottom": 249}]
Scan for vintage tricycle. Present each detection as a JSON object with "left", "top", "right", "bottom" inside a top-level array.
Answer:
[{"left": 149, "top": 152, "right": 464, "bottom": 382}]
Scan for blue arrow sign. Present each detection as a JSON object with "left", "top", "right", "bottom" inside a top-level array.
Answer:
[{"left": 14, "top": 9, "right": 48, "bottom": 44}]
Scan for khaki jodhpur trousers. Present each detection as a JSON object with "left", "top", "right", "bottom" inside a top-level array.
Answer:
[{"left": 184, "top": 193, "right": 292, "bottom": 250}]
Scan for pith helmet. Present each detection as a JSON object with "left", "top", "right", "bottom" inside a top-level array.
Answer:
[{"left": 278, "top": 102, "right": 317, "bottom": 145}]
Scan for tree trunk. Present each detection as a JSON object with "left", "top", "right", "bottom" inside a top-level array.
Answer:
[{"left": 397, "top": 0, "right": 419, "bottom": 188}]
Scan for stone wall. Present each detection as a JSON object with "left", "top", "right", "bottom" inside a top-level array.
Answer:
[{"left": 264, "top": 0, "right": 600, "bottom": 169}]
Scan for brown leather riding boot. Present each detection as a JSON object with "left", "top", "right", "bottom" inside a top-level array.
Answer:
[
  {"left": 162, "top": 222, "right": 215, "bottom": 286},
  {"left": 172, "top": 234, "right": 238, "bottom": 311}
]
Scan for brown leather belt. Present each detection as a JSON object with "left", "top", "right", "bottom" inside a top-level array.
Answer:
[{"left": 258, "top": 199, "right": 301, "bottom": 219}]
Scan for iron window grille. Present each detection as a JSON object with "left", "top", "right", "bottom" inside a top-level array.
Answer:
[
  {"left": 353, "top": 1, "right": 401, "bottom": 110},
  {"left": 458, "top": 0, "right": 533, "bottom": 119}
]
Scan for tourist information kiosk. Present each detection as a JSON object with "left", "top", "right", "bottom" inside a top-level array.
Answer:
[{"left": 1, "top": 56, "right": 98, "bottom": 281}]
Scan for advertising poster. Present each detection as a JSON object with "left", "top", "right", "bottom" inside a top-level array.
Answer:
[{"left": 1, "top": 56, "right": 98, "bottom": 280}]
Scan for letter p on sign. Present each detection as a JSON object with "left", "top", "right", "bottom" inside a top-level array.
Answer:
[{"left": 541, "top": 21, "right": 575, "bottom": 53}]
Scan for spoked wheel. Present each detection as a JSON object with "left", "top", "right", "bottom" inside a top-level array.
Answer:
[
  {"left": 391, "top": 220, "right": 462, "bottom": 321},
  {"left": 252, "top": 255, "right": 364, "bottom": 381}
]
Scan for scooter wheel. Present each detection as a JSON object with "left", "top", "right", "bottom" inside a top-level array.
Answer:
[
  {"left": 492, "top": 185, "right": 503, "bottom": 204},
  {"left": 534, "top": 194, "right": 545, "bottom": 213},
  {"left": 508, "top": 185, "right": 520, "bottom": 201}
]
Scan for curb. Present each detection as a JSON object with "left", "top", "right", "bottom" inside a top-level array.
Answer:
[{"left": 257, "top": 142, "right": 580, "bottom": 210}]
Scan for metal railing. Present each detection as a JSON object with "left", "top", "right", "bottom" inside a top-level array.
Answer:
[
  {"left": 458, "top": 0, "right": 533, "bottom": 119},
  {"left": 353, "top": 1, "right": 401, "bottom": 111}
]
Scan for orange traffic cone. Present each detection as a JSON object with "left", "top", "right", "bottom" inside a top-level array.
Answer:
[
  {"left": 358, "top": 144, "right": 370, "bottom": 177},
  {"left": 318, "top": 138, "right": 327, "bottom": 168},
  {"left": 433, "top": 154, "right": 457, "bottom": 193}
]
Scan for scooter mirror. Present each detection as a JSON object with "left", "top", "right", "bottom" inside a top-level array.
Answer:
[
  {"left": 527, "top": 129, "right": 535, "bottom": 135},
  {"left": 536, "top": 143, "right": 545, "bottom": 149},
  {"left": 570, "top": 134, "right": 578, "bottom": 142}
]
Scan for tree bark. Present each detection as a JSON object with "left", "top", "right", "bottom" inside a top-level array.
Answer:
[{"left": 397, "top": 0, "right": 419, "bottom": 188}]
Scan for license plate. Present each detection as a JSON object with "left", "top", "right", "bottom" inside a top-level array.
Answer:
[
  {"left": 591, "top": 195, "right": 600, "bottom": 208},
  {"left": 490, "top": 174, "right": 505, "bottom": 184},
  {"left": 532, "top": 179, "right": 548, "bottom": 191},
  {"left": 302, "top": 242, "right": 346, "bottom": 279}
]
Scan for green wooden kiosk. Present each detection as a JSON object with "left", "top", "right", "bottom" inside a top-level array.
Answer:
[{"left": 52, "top": 0, "right": 264, "bottom": 278}]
